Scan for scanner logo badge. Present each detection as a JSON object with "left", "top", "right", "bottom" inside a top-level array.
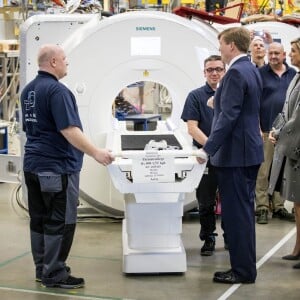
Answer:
[{"left": 136, "top": 26, "right": 156, "bottom": 31}]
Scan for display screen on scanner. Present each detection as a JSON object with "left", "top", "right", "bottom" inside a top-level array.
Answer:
[{"left": 121, "top": 135, "right": 182, "bottom": 151}]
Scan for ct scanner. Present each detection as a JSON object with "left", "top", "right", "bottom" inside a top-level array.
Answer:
[
  {"left": 19, "top": 11, "right": 300, "bottom": 273},
  {"left": 19, "top": 12, "right": 300, "bottom": 217},
  {"left": 20, "top": 12, "right": 219, "bottom": 215}
]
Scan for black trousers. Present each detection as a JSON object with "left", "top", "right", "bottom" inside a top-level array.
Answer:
[
  {"left": 24, "top": 171, "right": 79, "bottom": 284},
  {"left": 196, "top": 162, "right": 219, "bottom": 241}
]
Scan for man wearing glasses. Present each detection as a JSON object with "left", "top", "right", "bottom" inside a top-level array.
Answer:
[{"left": 181, "top": 55, "right": 226, "bottom": 256}]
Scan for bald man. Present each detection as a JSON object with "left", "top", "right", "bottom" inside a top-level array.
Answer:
[
  {"left": 255, "top": 42, "right": 296, "bottom": 224},
  {"left": 21, "top": 44, "right": 114, "bottom": 289}
]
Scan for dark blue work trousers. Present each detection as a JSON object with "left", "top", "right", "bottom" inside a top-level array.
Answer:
[{"left": 24, "top": 171, "right": 79, "bottom": 284}]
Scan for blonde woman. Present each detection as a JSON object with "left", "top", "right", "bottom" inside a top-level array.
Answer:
[{"left": 269, "top": 37, "right": 300, "bottom": 269}]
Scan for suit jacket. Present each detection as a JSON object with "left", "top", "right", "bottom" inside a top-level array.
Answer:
[{"left": 204, "top": 56, "right": 264, "bottom": 167}]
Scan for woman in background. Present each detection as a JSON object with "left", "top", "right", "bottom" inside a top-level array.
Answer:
[{"left": 269, "top": 37, "right": 300, "bottom": 269}]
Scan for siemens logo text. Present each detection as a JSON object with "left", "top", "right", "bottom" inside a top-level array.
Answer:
[{"left": 136, "top": 27, "right": 156, "bottom": 31}]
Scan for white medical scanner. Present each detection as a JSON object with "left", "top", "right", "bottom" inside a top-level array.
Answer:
[{"left": 20, "top": 11, "right": 220, "bottom": 273}]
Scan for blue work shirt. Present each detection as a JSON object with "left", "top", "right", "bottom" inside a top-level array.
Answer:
[
  {"left": 181, "top": 83, "right": 215, "bottom": 148},
  {"left": 259, "top": 63, "right": 296, "bottom": 132},
  {"left": 21, "top": 71, "right": 84, "bottom": 174}
]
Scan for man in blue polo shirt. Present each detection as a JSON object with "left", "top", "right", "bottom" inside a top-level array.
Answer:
[
  {"left": 256, "top": 42, "right": 296, "bottom": 224},
  {"left": 21, "top": 44, "right": 114, "bottom": 289},
  {"left": 181, "top": 55, "right": 226, "bottom": 256}
]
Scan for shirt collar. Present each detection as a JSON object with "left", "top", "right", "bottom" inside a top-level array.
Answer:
[
  {"left": 38, "top": 70, "right": 58, "bottom": 81},
  {"left": 204, "top": 82, "right": 216, "bottom": 93},
  {"left": 228, "top": 54, "right": 247, "bottom": 69}
]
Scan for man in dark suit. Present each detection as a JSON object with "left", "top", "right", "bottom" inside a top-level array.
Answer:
[{"left": 199, "top": 27, "right": 264, "bottom": 284}]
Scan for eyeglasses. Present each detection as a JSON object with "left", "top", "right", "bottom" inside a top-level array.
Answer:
[{"left": 205, "top": 67, "right": 225, "bottom": 73}]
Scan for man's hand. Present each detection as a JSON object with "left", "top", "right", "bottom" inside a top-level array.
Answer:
[
  {"left": 197, "top": 149, "right": 208, "bottom": 164},
  {"left": 94, "top": 149, "right": 115, "bottom": 166},
  {"left": 207, "top": 96, "right": 214, "bottom": 109},
  {"left": 269, "top": 128, "right": 277, "bottom": 145},
  {"left": 263, "top": 30, "right": 273, "bottom": 44}
]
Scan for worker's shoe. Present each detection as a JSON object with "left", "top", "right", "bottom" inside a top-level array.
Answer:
[
  {"left": 272, "top": 208, "right": 295, "bottom": 222},
  {"left": 36, "top": 266, "right": 71, "bottom": 283},
  {"left": 41, "top": 275, "right": 85, "bottom": 289},
  {"left": 201, "top": 236, "right": 215, "bottom": 256},
  {"left": 256, "top": 209, "right": 268, "bottom": 224}
]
